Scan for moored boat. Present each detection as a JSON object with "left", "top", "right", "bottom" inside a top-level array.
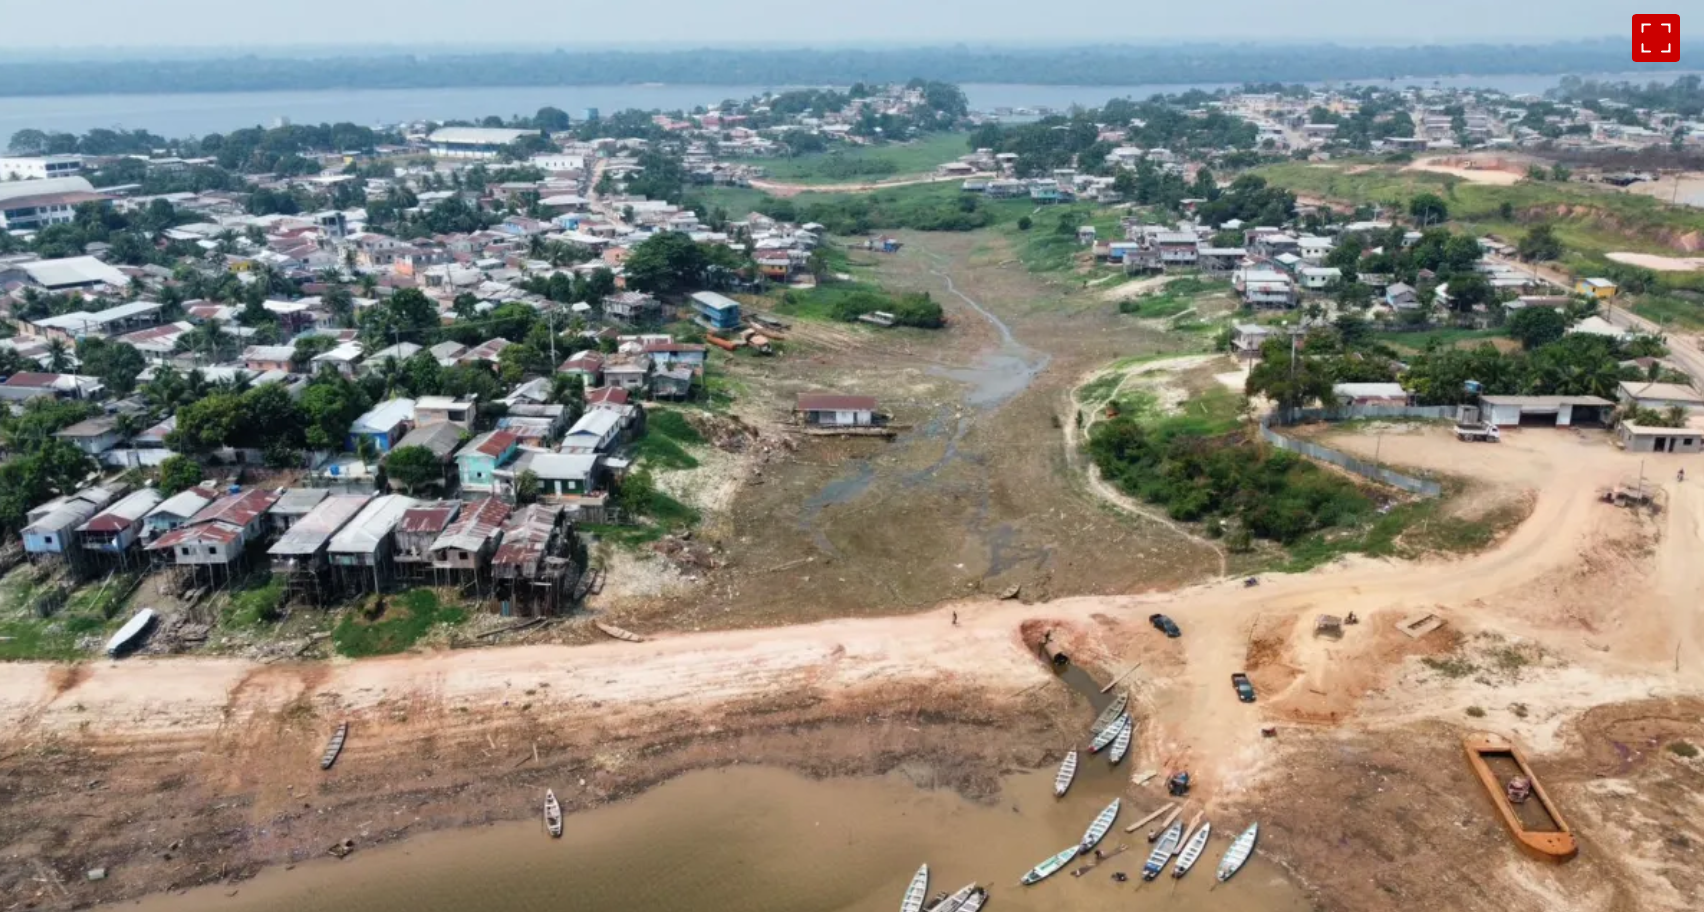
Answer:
[
  {"left": 1107, "top": 716, "right": 1134, "bottom": 765},
  {"left": 544, "top": 789, "right": 563, "bottom": 838},
  {"left": 956, "top": 887, "right": 988, "bottom": 912},
  {"left": 1089, "top": 714, "right": 1127, "bottom": 753},
  {"left": 901, "top": 864, "right": 930, "bottom": 912},
  {"left": 105, "top": 608, "right": 157, "bottom": 657},
  {"left": 1020, "top": 846, "right": 1081, "bottom": 885},
  {"left": 1053, "top": 750, "right": 1078, "bottom": 797},
  {"left": 1172, "top": 821, "right": 1210, "bottom": 878},
  {"left": 1079, "top": 798, "right": 1121, "bottom": 853},
  {"left": 1141, "top": 821, "right": 1184, "bottom": 880},
  {"left": 1088, "top": 690, "right": 1130, "bottom": 736},
  {"left": 925, "top": 883, "right": 975, "bottom": 912},
  {"left": 1216, "top": 822, "right": 1259, "bottom": 882},
  {"left": 319, "top": 722, "right": 349, "bottom": 770},
  {"left": 594, "top": 621, "right": 645, "bottom": 643},
  {"left": 1463, "top": 733, "right": 1576, "bottom": 861}
]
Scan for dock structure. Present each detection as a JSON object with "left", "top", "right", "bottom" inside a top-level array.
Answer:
[{"left": 268, "top": 494, "right": 373, "bottom": 606}]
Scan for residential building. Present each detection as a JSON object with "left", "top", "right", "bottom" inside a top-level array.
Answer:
[
  {"left": 311, "top": 341, "right": 365, "bottom": 377},
  {"left": 146, "top": 488, "right": 282, "bottom": 577},
  {"left": 114, "top": 321, "right": 194, "bottom": 364},
  {"left": 1298, "top": 266, "right": 1343, "bottom": 291},
  {"left": 394, "top": 501, "right": 462, "bottom": 574},
  {"left": 0, "top": 177, "right": 105, "bottom": 231},
  {"left": 53, "top": 416, "right": 124, "bottom": 456},
  {"left": 1575, "top": 277, "right": 1618, "bottom": 299},
  {"left": 268, "top": 493, "right": 373, "bottom": 604},
  {"left": 1384, "top": 282, "right": 1420, "bottom": 310},
  {"left": 0, "top": 155, "right": 83, "bottom": 182},
  {"left": 560, "top": 409, "right": 623, "bottom": 454},
  {"left": 414, "top": 395, "right": 478, "bottom": 430},
  {"left": 457, "top": 430, "right": 521, "bottom": 493},
  {"left": 389, "top": 421, "right": 464, "bottom": 492},
  {"left": 75, "top": 488, "right": 164, "bottom": 568},
  {"left": 23, "top": 485, "right": 121, "bottom": 562},
  {"left": 525, "top": 452, "right": 604, "bottom": 500},
  {"left": 325, "top": 494, "right": 421, "bottom": 591},
  {"left": 1616, "top": 381, "right": 1704, "bottom": 414},
  {"left": 1333, "top": 383, "right": 1408, "bottom": 407},
  {"left": 143, "top": 486, "right": 218, "bottom": 539},
  {"left": 643, "top": 341, "right": 709, "bottom": 371},
  {"left": 348, "top": 398, "right": 415, "bottom": 453},
  {"left": 795, "top": 393, "right": 878, "bottom": 427},
  {"left": 689, "top": 291, "right": 742, "bottom": 332},
  {"left": 602, "top": 353, "right": 652, "bottom": 392},
  {"left": 428, "top": 496, "right": 512, "bottom": 576},
  {"left": 558, "top": 350, "right": 604, "bottom": 385},
  {"left": 267, "top": 488, "right": 330, "bottom": 534},
  {"left": 428, "top": 127, "right": 538, "bottom": 159},
  {"left": 603, "top": 291, "right": 662, "bottom": 324},
  {"left": 1617, "top": 423, "right": 1704, "bottom": 454},
  {"left": 23, "top": 299, "right": 161, "bottom": 341},
  {"left": 497, "top": 403, "right": 568, "bottom": 447},
  {"left": 243, "top": 345, "right": 298, "bottom": 373}
]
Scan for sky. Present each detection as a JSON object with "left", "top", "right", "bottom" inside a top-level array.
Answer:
[{"left": 3, "top": 0, "right": 1657, "bottom": 50}]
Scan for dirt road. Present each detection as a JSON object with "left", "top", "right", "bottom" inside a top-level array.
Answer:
[{"left": 748, "top": 172, "right": 990, "bottom": 197}]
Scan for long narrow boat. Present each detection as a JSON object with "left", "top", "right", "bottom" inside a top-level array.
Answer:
[
  {"left": 1216, "top": 822, "right": 1259, "bottom": 882},
  {"left": 594, "top": 621, "right": 646, "bottom": 643},
  {"left": 1107, "top": 717, "right": 1134, "bottom": 765},
  {"left": 924, "top": 884, "right": 975, "bottom": 912},
  {"left": 1053, "top": 750, "right": 1078, "bottom": 797},
  {"left": 1463, "top": 733, "right": 1576, "bottom": 861},
  {"left": 901, "top": 864, "right": 930, "bottom": 912},
  {"left": 1020, "top": 846, "right": 1081, "bottom": 885},
  {"left": 1172, "top": 822, "right": 1211, "bottom": 878},
  {"left": 956, "top": 888, "right": 988, "bottom": 912},
  {"left": 1079, "top": 798, "right": 1121, "bottom": 853},
  {"left": 543, "top": 789, "right": 563, "bottom": 838},
  {"left": 1088, "top": 690, "right": 1130, "bottom": 736},
  {"left": 1089, "top": 714, "right": 1127, "bottom": 753},
  {"left": 1141, "top": 821, "right": 1184, "bottom": 880},
  {"left": 319, "top": 722, "right": 349, "bottom": 770}
]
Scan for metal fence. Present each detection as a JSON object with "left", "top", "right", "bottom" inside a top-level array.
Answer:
[
  {"left": 1259, "top": 419, "right": 1444, "bottom": 498},
  {"left": 1276, "top": 405, "right": 1460, "bottom": 425}
]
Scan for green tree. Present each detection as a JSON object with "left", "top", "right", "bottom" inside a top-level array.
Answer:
[
  {"left": 514, "top": 469, "right": 541, "bottom": 506},
  {"left": 1517, "top": 223, "right": 1563, "bottom": 262},
  {"left": 384, "top": 445, "right": 442, "bottom": 494},
  {"left": 168, "top": 393, "right": 244, "bottom": 454},
  {"left": 75, "top": 337, "right": 147, "bottom": 396},
  {"left": 1408, "top": 193, "right": 1449, "bottom": 226},
  {"left": 157, "top": 454, "right": 204, "bottom": 494},
  {"left": 1245, "top": 338, "right": 1336, "bottom": 416},
  {"left": 615, "top": 468, "right": 656, "bottom": 517},
  {"left": 299, "top": 369, "right": 373, "bottom": 451},
  {"left": 1506, "top": 306, "right": 1567, "bottom": 350},
  {"left": 623, "top": 231, "right": 707, "bottom": 294}
]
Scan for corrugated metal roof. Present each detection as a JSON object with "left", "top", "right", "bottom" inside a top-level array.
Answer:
[
  {"left": 269, "top": 494, "right": 373, "bottom": 556},
  {"left": 352, "top": 398, "right": 415, "bottom": 434},
  {"left": 270, "top": 488, "right": 330, "bottom": 516},
  {"left": 430, "top": 497, "right": 512, "bottom": 554},
  {"left": 492, "top": 503, "right": 562, "bottom": 567},
  {"left": 146, "top": 486, "right": 216, "bottom": 520},
  {"left": 78, "top": 489, "right": 164, "bottom": 533},
  {"left": 797, "top": 393, "right": 877, "bottom": 412},
  {"left": 400, "top": 501, "right": 461, "bottom": 534},
  {"left": 190, "top": 488, "right": 280, "bottom": 528},
  {"left": 327, "top": 494, "right": 420, "bottom": 555},
  {"left": 148, "top": 522, "right": 243, "bottom": 550}
]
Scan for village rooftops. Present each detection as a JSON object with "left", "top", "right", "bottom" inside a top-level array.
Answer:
[
  {"left": 18, "top": 256, "right": 129, "bottom": 290},
  {"left": 796, "top": 393, "right": 878, "bottom": 412},
  {"left": 327, "top": 494, "right": 420, "bottom": 555},
  {"left": 470, "top": 429, "right": 521, "bottom": 458},
  {"left": 189, "top": 488, "right": 281, "bottom": 529},
  {"left": 351, "top": 399, "right": 416, "bottom": 434},
  {"left": 77, "top": 489, "right": 164, "bottom": 534},
  {"left": 242, "top": 344, "right": 297, "bottom": 364},
  {"left": 393, "top": 421, "right": 465, "bottom": 459},
  {"left": 430, "top": 497, "right": 512, "bottom": 554},
  {"left": 269, "top": 488, "right": 329, "bottom": 519},
  {"left": 1617, "top": 381, "right": 1704, "bottom": 405},
  {"left": 268, "top": 494, "right": 373, "bottom": 557},
  {"left": 587, "top": 387, "right": 629, "bottom": 406},
  {"left": 146, "top": 487, "right": 217, "bottom": 523},
  {"left": 400, "top": 501, "right": 461, "bottom": 535}
]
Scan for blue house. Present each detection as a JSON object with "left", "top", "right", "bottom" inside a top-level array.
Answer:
[
  {"left": 689, "top": 291, "right": 742, "bottom": 333},
  {"left": 347, "top": 398, "right": 415, "bottom": 453},
  {"left": 456, "top": 429, "right": 521, "bottom": 494}
]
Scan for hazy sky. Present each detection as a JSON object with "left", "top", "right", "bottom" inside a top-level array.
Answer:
[{"left": 3, "top": 0, "right": 1655, "bottom": 49}]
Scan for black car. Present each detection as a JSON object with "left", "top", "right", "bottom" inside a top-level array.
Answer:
[{"left": 1149, "top": 613, "right": 1181, "bottom": 637}]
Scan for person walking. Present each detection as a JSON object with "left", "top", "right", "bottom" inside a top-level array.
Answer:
[{"left": 951, "top": 611, "right": 959, "bottom": 626}]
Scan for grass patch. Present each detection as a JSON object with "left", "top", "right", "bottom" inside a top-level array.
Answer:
[
  {"left": 224, "top": 573, "right": 286, "bottom": 629},
  {"left": 1670, "top": 740, "right": 1699, "bottom": 759},
  {"left": 760, "top": 132, "right": 970, "bottom": 184},
  {"left": 1630, "top": 294, "right": 1704, "bottom": 331},
  {"left": 331, "top": 588, "right": 467, "bottom": 658},
  {"left": 1465, "top": 706, "right": 1487, "bottom": 718},
  {"left": 635, "top": 432, "right": 700, "bottom": 471},
  {"left": 1421, "top": 655, "right": 1479, "bottom": 678},
  {"left": 773, "top": 281, "right": 945, "bottom": 327},
  {"left": 1121, "top": 294, "right": 1194, "bottom": 319},
  {"left": 0, "top": 619, "right": 81, "bottom": 661},
  {"left": 1371, "top": 326, "right": 1506, "bottom": 352}
]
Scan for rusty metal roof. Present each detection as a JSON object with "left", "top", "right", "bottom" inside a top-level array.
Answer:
[
  {"left": 189, "top": 488, "right": 281, "bottom": 528},
  {"left": 430, "top": 497, "right": 512, "bottom": 554},
  {"left": 492, "top": 503, "right": 562, "bottom": 567},
  {"left": 77, "top": 489, "right": 164, "bottom": 534},
  {"left": 400, "top": 501, "right": 461, "bottom": 534},
  {"left": 796, "top": 393, "right": 877, "bottom": 412}
]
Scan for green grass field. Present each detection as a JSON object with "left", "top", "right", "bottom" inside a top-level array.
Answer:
[
  {"left": 1630, "top": 294, "right": 1704, "bottom": 331},
  {"left": 332, "top": 588, "right": 467, "bottom": 658},
  {"left": 636, "top": 409, "right": 704, "bottom": 471},
  {"left": 1371, "top": 326, "right": 1507, "bottom": 352},
  {"left": 761, "top": 132, "right": 971, "bottom": 184}
]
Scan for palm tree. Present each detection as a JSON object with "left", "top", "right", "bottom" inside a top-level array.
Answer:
[
  {"left": 185, "top": 368, "right": 210, "bottom": 404},
  {"left": 357, "top": 273, "right": 379, "bottom": 297},
  {"left": 113, "top": 411, "right": 142, "bottom": 442},
  {"left": 377, "top": 357, "right": 403, "bottom": 397},
  {"left": 355, "top": 435, "right": 379, "bottom": 476},
  {"left": 45, "top": 338, "right": 73, "bottom": 373},
  {"left": 527, "top": 235, "right": 547, "bottom": 259}
]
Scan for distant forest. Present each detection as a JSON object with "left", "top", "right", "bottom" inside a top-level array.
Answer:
[{"left": 0, "top": 40, "right": 1688, "bottom": 97}]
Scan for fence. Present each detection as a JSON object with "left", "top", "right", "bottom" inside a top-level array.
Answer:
[
  {"left": 1259, "top": 418, "right": 1444, "bottom": 498},
  {"left": 1275, "top": 404, "right": 1460, "bottom": 425}
]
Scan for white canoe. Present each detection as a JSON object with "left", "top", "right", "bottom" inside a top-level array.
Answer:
[
  {"left": 544, "top": 789, "right": 563, "bottom": 838},
  {"left": 1089, "top": 714, "right": 1126, "bottom": 753},
  {"left": 901, "top": 864, "right": 930, "bottom": 912},
  {"left": 105, "top": 608, "right": 157, "bottom": 657},
  {"left": 1053, "top": 750, "right": 1078, "bottom": 797},
  {"left": 1020, "top": 846, "right": 1081, "bottom": 885},
  {"left": 1107, "top": 716, "right": 1134, "bottom": 765},
  {"left": 1080, "top": 798, "right": 1121, "bottom": 853},
  {"left": 1088, "top": 690, "right": 1130, "bottom": 736},
  {"left": 956, "top": 888, "right": 988, "bottom": 912},
  {"left": 1216, "top": 822, "right": 1259, "bottom": 882},
  {"left": 1141, "top": 821, "right": 1184, "bottom": 880},
  {"left": 925, "top": 883, "right": 975, "bottom": 912},
  {"left": 1172, "top": 822, "right": 1211, "bottom": 878}
]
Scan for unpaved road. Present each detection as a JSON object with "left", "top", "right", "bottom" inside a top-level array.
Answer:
[{"left": 748, "top": 172, "right": 990, "bottom": 197}]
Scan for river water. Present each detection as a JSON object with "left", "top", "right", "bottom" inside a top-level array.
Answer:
[
  {"left": 118, "top": 766, "right": 1310, "bottom": 912},
  {"left": 1, "top": 72, "right": 1687, "bottom": 139}
]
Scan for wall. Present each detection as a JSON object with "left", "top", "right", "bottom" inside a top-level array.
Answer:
[{"left": 1259, "top": 418, "right": 1443, "bottom": 498}]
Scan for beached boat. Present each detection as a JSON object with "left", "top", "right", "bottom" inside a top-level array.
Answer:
[
  {"left": 1080, "top": 798, "right": 1121, "bottom": 853},
  {"left": 1172, "top": 821, "right": 1210, "bottom": 878},
  {"left": 1088, "top": 690, "right": 1130, "bottom": 736},
  {"left": 1463, "top": 733, "right": 1577, "bottom": 861},
  {"left": 1053, "top": 750, "right": 1078, "bottom": 797},
  {"left": 925, "top": 884, "right": 975, "bottom": 912},
  {"left": 1107, "top": 716, "right": 1134, "bottom": 765},
  {"left": 594, "top": 621, "right": 646, "bottom": 643},
  {"left": 956, "top": 888, "right": 988, "bottom": 912},
  {"left": 1089, "top": 714, "right": 1127, "bottom": 753},
  {"left": 1020, "top": 846, "right": 1081, "bottom": 885},
  {"left": 1146, "top": 805, "right": 1181, "bottom": 840},
  {"left": 319, "top": 722, "right": 348, "bottom": 771},
  {"left": 1141, "top": 821, "right": 1184, "bottom": 880},
  {"left": 1216, "top": 822, "right": 1259, "bottom": 882},
  {"left": 544, "top": 789, "right": 563, "bottom": 838},
  {"left": 901, "top": 864, "right": 930, "bottom": 912},
  {"left": 105, "top": 608, "right": 157, "bottom": 657}
]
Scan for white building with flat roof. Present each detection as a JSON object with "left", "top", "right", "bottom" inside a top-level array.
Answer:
[
  {"left": 1, "top": 155, "right": 82, "bottom": 182},
  {"left": 428, "top": 128, "right": 538, "bottom": 159}
]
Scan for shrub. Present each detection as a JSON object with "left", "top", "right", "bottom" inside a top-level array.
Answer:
[
  {"left": 1017, "top": 215, "right": 1033, "bottom": 231},
  {"left": 1465, "top": 706, "right": 1486, "bottom": 718}
]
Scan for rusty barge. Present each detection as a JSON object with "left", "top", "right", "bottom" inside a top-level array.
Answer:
[{"left": 1463, "top": 733, "right": 1576, "bottom": 862}]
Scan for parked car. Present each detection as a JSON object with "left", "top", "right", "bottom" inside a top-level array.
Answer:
[
  {"left": 1231, "top": 672, "right": 1256, "bottom": 703},
  {"left": 1149, "top": 613, "right": 1181, "bottom": 637}
]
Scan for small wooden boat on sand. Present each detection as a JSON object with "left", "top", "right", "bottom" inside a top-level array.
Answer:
[
  {"left": 544, "top": 789, "right": 563, "bottom": 838},
  {"left": 1463, "top": 733, "right": 1576, "bottom": 861},
  {"left": 925, "top": 883, "right": 975, "bottom": 912},
  {"left": 901, "top": 864, "right": 930, "bottom": 912},
  {"left": 594, "top": 621, "right": 645, "bottom": 643},
  {"left": 1020, "top": 846, "right": 1081, "bottom": 885},
  {"left": 956, "top": 888, "right": 988, "bottom": 912},
  {"left": 1216, "top": 822, "right": 1259, "bottom": 882},
  {"left": 1141, "top": 821, "right": 1184, "bottom": 880},
  {"left": 1053, "top": 750, "right": 1078, "bottom": 797},
  {"left": 1089, "top": 714, "right": 1127, "bottom": 753},
  {"left": 319, "top": 722, "right": 348, "bottom": 770},
  {"left": 1172, "top": 821, "right": 1210, "bottom": 878},
  {"left": 1080, "top": 798, "right": 1121, "bottom": 853},
  {"left": 1089, "top": 691, "right": 1130, "bottom": 736},
  {"left": 1108, "top": 716, "right": 1134, "bottom": 765}
]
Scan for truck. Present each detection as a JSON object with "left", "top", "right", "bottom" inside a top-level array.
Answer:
[
  {"left": 1455, "top": 421, "right": 1501, "bottom": 443},
  {"left": 1231, "top": 672, "right": 1256, "bottom": 703}
]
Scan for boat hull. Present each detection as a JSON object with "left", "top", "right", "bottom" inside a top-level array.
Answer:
[{"left": 1463, "top": 733, "right": 1577, "bottom": 862}]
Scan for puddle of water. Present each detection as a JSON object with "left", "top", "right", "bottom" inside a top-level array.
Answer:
[{"left": 120, "top": 766, "right": 1311, "bottom": 912}]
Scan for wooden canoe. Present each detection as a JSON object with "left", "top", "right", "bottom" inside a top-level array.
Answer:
[
  {"left": 1088, "top": 691, "right": 1130, "bottom": 737},
  {"left": 594, "top": 621, "right": 645, "bottom": 643},
  {"left": 544, "top": 789, "right": 563, "bottom": 838},
  {"left": 319, "top": 722, "right": 348, "bottom": 771},
  {"left": 901, "top": 864, "right": 929, "bottom": 912},
  {"left": 1463, "top": 733, "right": 1576, "bottom": 861},
  {"left": 1053, "top": 750, "right": 1078, "bottom": 797}
]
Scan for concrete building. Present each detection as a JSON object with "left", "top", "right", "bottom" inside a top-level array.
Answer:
[
  {"left": 1, "top": 155, "right": 82, "bottom": 182},
  {"left": 428, "top": 127, "right": 538, "bottom": 159},
  {"left": 0, "top": 176, "right": 103, "bottom": 230},
  {"left": 1616, "top": 381, "right": 1704, "bottom": 415},
  {"left": 1617, "top": 423, "right": 1704, "bottom": 454},
  {"left": 795, "top": 393, "right": 878, "bottom": 427},
  {"left": 1479, "top": 395, "right": 1614, "bottom": 427},
  {"left": 689, "top": 291, "right": 742, "bottom": 332}
]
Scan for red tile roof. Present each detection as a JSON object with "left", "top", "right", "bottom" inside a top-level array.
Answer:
[{"left": 3, "top": 372, "right": 62, "bottom": 387}]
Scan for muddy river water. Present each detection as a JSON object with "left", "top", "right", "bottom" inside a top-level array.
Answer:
[{"left": 122, "top": 764, "right": 1309, "bottom": 912}]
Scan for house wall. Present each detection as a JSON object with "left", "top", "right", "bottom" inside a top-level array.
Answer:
[
  {"left": 63, "top": 431, "right": 121, "bottom": 455},
  {"left": 1486, "top": 404, "right": 1524, "bottom": 426},
  {"left": 169, "top": 539, "right": 242, "bottom": 565},
  {"left": 23, "top": 527, "right": 71, "bottom": 554},
  {"left": 459, "top": 453, "right": 503, "bottom": 490}
]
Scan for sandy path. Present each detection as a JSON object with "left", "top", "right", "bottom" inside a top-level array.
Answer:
[
  {"left": 1606, "top": 251, "right": 1704, "bottom": 272},
  {"left": 748, "top": 172, "right": 991, "bottom": 198}
]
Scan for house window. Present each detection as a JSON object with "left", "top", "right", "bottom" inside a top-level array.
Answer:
[
  {"left": 180, "top": 547, "right": 191, "bottom": 557},
  {"left": 207, "top": 546, "right": 217, "bottom": 555}
]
